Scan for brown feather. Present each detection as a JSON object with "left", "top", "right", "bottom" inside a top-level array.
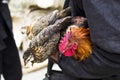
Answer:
[{"left": 67, "top": 25, "right": 92, "bottom": 61}]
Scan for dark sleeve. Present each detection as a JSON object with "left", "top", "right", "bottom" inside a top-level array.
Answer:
[
  {"left": 58, "top": 45, "right": 120, "bottom": 79},
  {"left": 69, "top": 0, "right": 86, "bottom": 17},
  {"left": 63, "top": 0, "right": 70, "bottom": 9},
  {"left": 58, "top": 0, "right": 120, "bottom": 79}
]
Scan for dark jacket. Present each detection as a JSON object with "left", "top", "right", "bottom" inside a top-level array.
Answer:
[
  {"left": 58, "top": 0, "right": 120, "bottom": 79},
  {"left": 0, "top": 1, "right": 22, "bottom": 80},
  {"left": 0, "top": 1, "right": 13, "bottom": 50}
]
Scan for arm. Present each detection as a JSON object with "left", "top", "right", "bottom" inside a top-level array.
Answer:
[
  {"left": 57, "top": 0, "right": 120, "bottom": 79},
  {"left": 58, "top": 46, "right": 120, "bottom": 79}
]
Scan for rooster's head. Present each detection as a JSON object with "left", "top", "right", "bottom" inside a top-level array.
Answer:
[{"left": 59, "top": 25, "right": 92, "bottom": 60}]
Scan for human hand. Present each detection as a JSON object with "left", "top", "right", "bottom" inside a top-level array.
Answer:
[{"left": 50, "top": 51, "right": 59, "bottom": 63}]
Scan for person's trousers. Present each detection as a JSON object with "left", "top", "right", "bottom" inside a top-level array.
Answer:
[{"left": 0, "top": 30, "right": 22, "bottom": 80}]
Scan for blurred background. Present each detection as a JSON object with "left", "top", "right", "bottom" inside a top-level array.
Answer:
[{"left": 2, "top": 0, "right": 65, "bottom": 80}]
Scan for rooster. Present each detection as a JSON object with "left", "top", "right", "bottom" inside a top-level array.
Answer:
[
  {"left": 59, "top": 16, "right": 92, "bottom": 61},
  {"left": 22, "top": 7, "right": 71, "bottom": 65},
  {"left": 23, "top": 16, "right": 71, "bottom": 65}
]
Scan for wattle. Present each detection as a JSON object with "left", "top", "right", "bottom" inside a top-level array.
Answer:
[{"left": 64, "top": 49, "right": 75, "bottom": 56}]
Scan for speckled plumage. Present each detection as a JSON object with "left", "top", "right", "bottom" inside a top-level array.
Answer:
[
  {"left": 21, "top": 7, "right": 71, "bottom": 40},
  {"left": 23, "top": 16, "right": 71, "bottom": 65}
]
